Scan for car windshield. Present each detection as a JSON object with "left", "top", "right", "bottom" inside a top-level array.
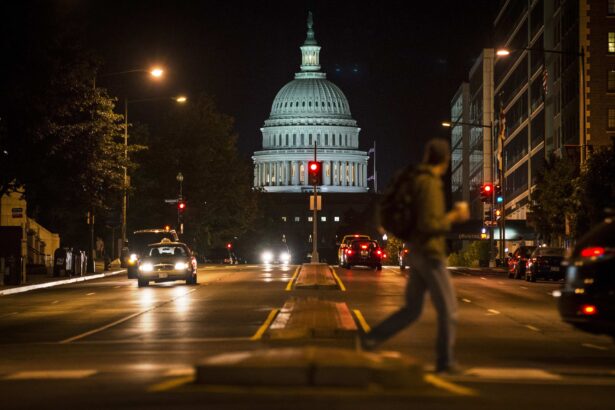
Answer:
[
  {"left": 534, "top": 248, "right": 565, "bottom": 257},
  {"left": 148, "top": 245, "right": 187, "bottom": 257}
]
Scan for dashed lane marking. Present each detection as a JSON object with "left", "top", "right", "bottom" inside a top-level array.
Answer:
[
  {"left": 520, "top": 286, "right": 528, "bottom": 290},
  {"left": 250, "top": 308, "right": 279, "bottom": 341},
  {"left": 582, "top": 343, "right": 609, "bottom": 351},
  {"left": 525, "top": 325, "right": 541, "bottom": 332},
  {"left": 423, "top": 374, "right": 478, "bottom": 396},
  {"left": 352, "top": 309, "right": 371, "bottom": 333},
  {"left": 147, "top": 376, "right": 194, "bottom": 392},
  {"left": 4, "top": 370, "right": 97, "bottom": 380},
  {"left": 86, "top": 292, "right": 95, "bottom": 296},
  {"left": 51, "top": 300, "right": 59, "bottom": 304},
  {"left": 480, "top": 277, "right": 487, "bottom": 280},
  {"left": 461, "top": 298, "right": 472, "bottom": 303},
  {"left": 486, "top": 309, "right": 500, "bottom": 315}
]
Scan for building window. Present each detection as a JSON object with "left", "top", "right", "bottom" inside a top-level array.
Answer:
[
  {"left": 299, "top": 163, "right": 305, "bottom": 182},
  {"left": 609, "top": 71, "right": 615, "bottom": 92},
  {"left": 320, "top": 216, "right": 327, "bottom": 222},
  {"left": 301, "top": 134, "right": 305, "bottom": 145},
  {"left": 326, "top": 164, "right": 331, "bottom": 177},
  {"left": 609, "top": 0, "right": 615, "bottom": 15},
  {"left": 609, "top": 32, "right": 615, "bottom": 53},
  {"left": 294, "top": 217, "right": 300, "bottom": 222},
  {"left": 608, "top": 108, "right": 615, "bottom": 129},
  {"left": 281, "top": 216, "right": 287, "bottom": 222},
  {"left": 285, "top": 134, "right": 289, "bottom": 146},
  {"left": 334, "top": 216, "right": 340, "bottom": 222},
  {"left": 309, "top": 134, "right": 313, "bottom": 145},
  {"left": 308, "top": 216, "right": 313, "bottom": 222},
  {"left": 293, "top": 134, "right": 296, "bottom": 145}
]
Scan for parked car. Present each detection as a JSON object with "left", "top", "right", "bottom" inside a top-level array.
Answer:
[
  {"left": 125, "top": 228, "right": 179, "bottom": 278},
  {"left": 508, "top": 246, "right": 537, "bottom": 279},
  {"left": 343, "top": 239, "right": 385, "bottom": 270},
  {"left": 136, "top": 239, "right": 197, "bottom": 287},
  {"left": 526, "top": 247, "right": 566, "bottom": 282},
  {"left": 558, "top": 217, "right": 615, "bottom": 342},
  {"left": 398, "top": 243, "right": 410, "bottom": 271},
  {"left": 338, "top": 234, "right": 371, "bottom": 266}
]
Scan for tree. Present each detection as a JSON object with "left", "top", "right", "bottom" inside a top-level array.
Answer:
[
  {"left": 129, "top": 94, "right": 258, "bottom": 253},
  {"left": 530, "top": 155, "right": 579, "bottom": 245}
]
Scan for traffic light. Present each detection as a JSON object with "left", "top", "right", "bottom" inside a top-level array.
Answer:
[
  {"left": 308, "top": 161, "right": 322, "bottom": 185},
  {"left": 495, "top": 209, "right": 502, "bottom": 220},
  {"left": 226, "top": 243, "right": 232, "bottom": 250},
  {"left": 484, "top": 208, "right": 492, "bottom": 222},
  {"left": 178, "top": 200, "right": 186, "bottom": 213},
  {"left": 480, "top": 183, "right": 494, "bottom": 202},
  {"left": 495, "top": 185, "right": 503, "bottom": 203}
]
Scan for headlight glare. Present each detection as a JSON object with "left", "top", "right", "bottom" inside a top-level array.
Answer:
[
  {"left": 139, "top": 263, "right": 153, "bottom": 273},
  {"left": 280, "top": 252, "right": 290, "bottom": 263},
  {"left": 261, "top": 251, "right": 273, "bottom": 263},
  {"left": 174, "top": 262, "right": 189, "bottom": 270}
]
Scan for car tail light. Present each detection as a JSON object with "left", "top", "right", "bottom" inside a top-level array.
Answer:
[
  {"left": 346, "top": 249, "right": 353, "bottom": 255},
  {"left": 361, "top": 245, "right": 368, "bottom": 250},
  {"left": 404, "top": 249, "right": 409, "bottom": 254},
  {"left": 580, "top": 247, "right": 605, "bottom": 258},
  {"left": 376, "top": 250, "right": 382, "bottom": 256},
  {"left": 383, "top": 254, "right": 387, "bottom": 258},
  {"left": 581, "top": 304, "right": 598, "bottom": 315}
]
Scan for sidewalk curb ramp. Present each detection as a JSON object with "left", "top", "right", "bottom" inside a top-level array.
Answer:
[
  {"left": 265, "top": 297, "right": 357, "bottom": 341},
  {"left": 194, "top": 347, "right": 424, "bottom": 388},
  {"left": 294, "top": 263, "right": 337, "bottom": 289}
]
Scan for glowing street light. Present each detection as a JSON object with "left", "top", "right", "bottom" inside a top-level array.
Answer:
[
  {"left": 441, "top": 121, "right": 452, "bottom": 127},
  {"left": 175, "top": 95, "right": 188, "bottom": 103},
  {"left": 150, "top": 67, "right": 164, "bottom": 78},
  {"left": 496, "top": 48, "right": 511, "bottom": 56}
]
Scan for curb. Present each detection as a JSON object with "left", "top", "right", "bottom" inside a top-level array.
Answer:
[{"left": 0, "top": 269, "right": 126, "bottom": 296}]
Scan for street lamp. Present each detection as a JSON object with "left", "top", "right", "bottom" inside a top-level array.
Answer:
[
  {"left": 442, "top": 119, "right": 500, "bottom": 267},
  {"left": 496, "top": 47, "right": 587, "bottom": 164}
]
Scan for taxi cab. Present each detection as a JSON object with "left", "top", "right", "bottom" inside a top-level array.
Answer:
[{"left": 136, "top": 239, "right": 197, "bottom": 287}]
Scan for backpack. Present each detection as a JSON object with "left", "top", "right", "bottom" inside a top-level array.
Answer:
[{"left": 378, "top": 165, "right": 423, "bottom": 241}]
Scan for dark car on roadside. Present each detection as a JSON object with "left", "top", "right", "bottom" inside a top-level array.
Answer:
[
  {"left": 125, "top": 229, "right": 179, "bottom": 278},
  {"left": 508, "top": 245, "right": 537, "bottom": 279},
  {"left": 558, "top": 217, "right": 615, "bottom": 342},
  {"left": 526, "top": 247, "right": 566, "bottom": 282},
  {"left": 343, "top": 239, "right": 385, "bottom": 270},
  {"left": 136, "top": 239, "right": 197, "bottom": 287}
]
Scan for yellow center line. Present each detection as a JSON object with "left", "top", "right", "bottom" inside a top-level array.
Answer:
[
  {"left": 352, "top": 309, "right": 370, "bottom": 333},
  {"left": 250, "top": 308, "right": 280, "bottom": 341},
  {"left": 423, "top": 374, "right": 478, "bottom": 397},
  {"left": 329, "top": 267, "right": 346, "bottom": 291},
  {"left": 285, "top": 266, "right": 301, "bottom": 291},
  {"left": 147, "top": 376, "right": 194, "bottom": 392}
]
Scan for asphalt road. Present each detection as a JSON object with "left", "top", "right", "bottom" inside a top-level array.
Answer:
[{"left": 0, "top": 263, "right": 613, "bottom": 409}]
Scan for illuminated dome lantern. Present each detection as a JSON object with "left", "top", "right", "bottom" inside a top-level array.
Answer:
[{"left": 253, "top": 12, "right": 369, "bottom": 193}]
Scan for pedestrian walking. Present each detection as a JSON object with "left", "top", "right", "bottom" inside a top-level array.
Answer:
[{"left": 361, "top": 138, "right": 470, "bottom": 374}]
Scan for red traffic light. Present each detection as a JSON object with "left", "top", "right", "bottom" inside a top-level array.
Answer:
[
  {"left": 484, "top": 184, "right": 492, "bottom": 192},
  {"left": 226, "top": 243, "right": 232, "bottom": 249},
  {"left": 308, "top": 161, "right": 320, "bottom": 172},
  {"left": 307, "top": 161, "right": 322, "bottom": 185},
  {"left": 178, "top": 201, "right": 186, "bottom": 211}
]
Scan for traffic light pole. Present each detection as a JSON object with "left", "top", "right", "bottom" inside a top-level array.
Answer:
[
  {"left": 312, "top": 143, "right": 319, "bottom": 263},
  {"left": 489, "top": 124, "right": 496, "bottom": 268}
]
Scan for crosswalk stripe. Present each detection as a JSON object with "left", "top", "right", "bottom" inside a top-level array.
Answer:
[{"left": 4, "top": 370, "right": 97, "bottom": 380}]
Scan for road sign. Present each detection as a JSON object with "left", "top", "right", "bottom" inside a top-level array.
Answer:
[
  {"left": 309, "top": 195, "right": 322, "bottom": 211},
  {"left": 164, "top": 199, "right": 179, "bottom": 204}
]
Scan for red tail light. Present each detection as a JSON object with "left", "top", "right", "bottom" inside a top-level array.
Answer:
[
  {"left": 581, "top": 304, "right": 598, "bottom": 315},
  {"left": 376, "top": 250, "right": 382, "bottom": 255},
  {"left": 580, "top": 247, "right": 605, "bottom": 258},
  {"left": 403, "top": 249, "right": 409, "bottom": 254},
  {"left": 346, "top": 249, "right": 353, "bottom": 255},
  {"left": 361, "top": 245, "right": 368, "bottom": 250}
]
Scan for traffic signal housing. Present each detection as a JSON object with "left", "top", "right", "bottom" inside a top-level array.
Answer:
[
  {"left": 308, "top": 161, "right": 323, "bottom": 186},
  {"left": 480, "top": 183, "right": 494, "bottom": 202},
  {"left": 495, "top": 184, "right": 503, "bottom": 204},
  {"left": 178, "top": 200, "right": 186, "bottom": 213}
]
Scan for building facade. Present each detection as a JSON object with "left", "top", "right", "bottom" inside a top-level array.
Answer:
[{"left": 252, "top": 13, "right": 369, "bottom": 193}]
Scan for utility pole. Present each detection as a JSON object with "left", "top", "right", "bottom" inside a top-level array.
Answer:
[{"left": 311, "top": 143, "right": 319, "bottom": 263}]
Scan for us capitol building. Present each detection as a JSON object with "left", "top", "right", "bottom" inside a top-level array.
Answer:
[{"left": 252, "top": 12, "right": 369, "bottom": 193}]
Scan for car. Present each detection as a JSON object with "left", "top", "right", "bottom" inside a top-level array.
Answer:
[
  {"left": 259, "top": 243, "right": 292, "bottom": 265},
  {"left": 507, "top": 245, "right": 537, "bottom": 279},
  {"left": 558, "top": 217, "right": 615, "bottom": 342},
  {"left": 343, "top": 239, "right": 385, "bottom": 270},
  {"left": 398, "top": 243, "right": 410, "bottom": 271},
  {"left": 124, "top": 228, "right": 179, "bottom": 278},
  {"left": 337, "top": 234, "right": 371, "bottom": 266},
  {"left": 526, "top": 247, "right": 566, "bottom": 282},
  {"left": 136, "top": 239, "right": 197, "bottom": 287}
]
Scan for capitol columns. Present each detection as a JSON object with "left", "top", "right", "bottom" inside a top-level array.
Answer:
[{"left": 291, "top": 160, "right": 299, "bottom": 185}]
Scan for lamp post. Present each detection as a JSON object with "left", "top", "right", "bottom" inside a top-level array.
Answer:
[
  {"left": 443, "top": 119, "right": 498, "bottom": 266},
  {"left": 496, "top": 47, "right": 587, "bottom": 164}
]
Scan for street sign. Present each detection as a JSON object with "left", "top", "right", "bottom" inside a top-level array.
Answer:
[
  {"left": 309, "top": 195, "right": 322, "bottom": 211},
  {"left": 164, "top": 199, "right": 179, "bottom": 204}
]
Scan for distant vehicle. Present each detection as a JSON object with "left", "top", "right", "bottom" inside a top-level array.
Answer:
[
  {"left": 558, "top": 218, "right": 614, "bottom": 342},
  {"left": 260, "top": 242, "right": 291, "bottom": 265},
  {"left": 136, "top": 239, "right": 197, "bottom": 287},
  {"left": 125, "top": 228, "right": 179, "bottom": 278},
  {"left": 526, "top": 247, "right": 566, "bottom": 282},
  {"left": 508, "top": 245, "right": 537, "bottom": 279},
  {"left": 338, "top": 234, "right": 371, "bottom": 266},
  {"left": 398, "top": 243, "right": 410, "bottom": 271},
  {"left": 343, "top": 239, "right": 385, "bottom": 270}
]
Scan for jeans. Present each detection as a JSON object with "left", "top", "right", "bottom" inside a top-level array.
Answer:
[{"left": 366, "top": 252, "right": 458, "bottom": 370}]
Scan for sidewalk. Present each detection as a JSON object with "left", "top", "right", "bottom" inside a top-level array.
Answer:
[{"left": 1, "top": 261, "right": 126, "bottom": 296}]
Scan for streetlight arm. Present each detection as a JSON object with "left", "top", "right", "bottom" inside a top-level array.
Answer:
[{"left": 498, "top": 47, "right": 583, "bottom": 58}]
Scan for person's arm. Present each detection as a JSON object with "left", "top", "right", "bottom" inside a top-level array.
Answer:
[{"left": 414, "top": 177, "right": 452, "bottom": 236}]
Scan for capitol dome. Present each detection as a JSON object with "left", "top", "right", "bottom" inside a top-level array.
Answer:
[{"left": 253, "top": 12, "right": 369, "bottom": 193}]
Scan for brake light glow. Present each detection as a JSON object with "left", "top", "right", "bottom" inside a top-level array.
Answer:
[
  {"left": 581, "top": 304, "right": 598, "bottom": 315},
  {"left": 404, "top": 249, "right": 409, "bottom": 254},
  {"left": 346, "top": 249, "right": 353, "bottom": 255},
  {"left": 361, "top": 245, "right": 368, "bottom": 249},
  {"left": 580, "top": 247, "right": 605, "bottom": 258},
  {"left": 376, "top": 250, "right": 382, "bottom": 255}
]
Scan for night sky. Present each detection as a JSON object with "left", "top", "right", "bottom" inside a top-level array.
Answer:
[{"left": 5, "top": 0, "right": 498, "bottom": 187}]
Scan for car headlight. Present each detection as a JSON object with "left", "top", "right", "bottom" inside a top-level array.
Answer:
[
  {"left": 139, "top": 263, "right": 153, "bottom": 273},
  {"left": 280, "top": 252, "right": 290, "bottom": 263},
  {"left": 128, "top": 253, "right": 138, "bottom": 265},
  {"left": 261, "top": 251, "right": 273, "bottom": 263},
  {"left": 174, "top": 262, "right": 189, "bottom": 270}
]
